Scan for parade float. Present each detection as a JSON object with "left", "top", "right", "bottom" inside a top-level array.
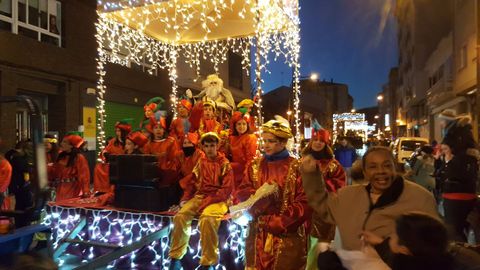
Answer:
[{"left": 45, "top": 0, "right": 303, "bottom": 269}]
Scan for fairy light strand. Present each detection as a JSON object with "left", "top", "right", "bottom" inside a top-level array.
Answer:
[{"left": 44, "top": 205, "right": 246, "bottom": 269}]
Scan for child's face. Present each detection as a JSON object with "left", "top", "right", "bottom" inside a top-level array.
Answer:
[
  {"left": 311, "top": 138, "right": 326, "bottom": 152},
  {"left": 183, "top": 138, "right": 194, "bottom": 148},
  {"left": 153, "top": 126, "right": 165, "bottom": 139},
  {"left": 178, "top": 106, "right": 189, "bottom": 118},
  {"left": 44, "top": 142, "right": 52, "bottom": 151},
  {"left": 125, "top": 139, "right": 136, "bottom": 154},
  {"left": 115, "top": 128, "right": 122, "bottom": 141},
  {"left": 60, "top": 139, "right": 73, "bottom": 152},
  {"left": 202, "top": 141, "right": 218, "bottom": 159},
  {"left": 203, "top": 106, "right": 215, "bottom": 119},
  {"left": 235, "top": 119, "right": 248, "bottom": 135},
  {"left": 389, "top": 231, "right": 411, "bottom": 255}
]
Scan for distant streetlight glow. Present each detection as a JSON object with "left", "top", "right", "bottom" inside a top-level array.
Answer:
[
  {"left": 377, "top": 94, "right": 384, "bottom": 101},
  {"left": 351, "top": 108, "right": 356, "bottom": 113},
  {"left": 310, "top": 73, "right": 319, "bottom": 81},
  {"left": 287, "top": 110, "right": 292, "bottom": 116}
]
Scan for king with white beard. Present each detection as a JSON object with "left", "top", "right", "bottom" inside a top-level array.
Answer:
[{"left": 195, "top": 74, "right": 236, "bottom": 112}]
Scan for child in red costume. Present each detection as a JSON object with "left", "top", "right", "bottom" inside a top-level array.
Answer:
[
  {"left": 143, "top": 114, "right": 178, "bottom": 169},
  {"left": 225, "top": 111, "right": 257, "bottom": 189},
  {"left": 169, "top": 132, "right": 234, "bottom": 270},
  {"left": 235, "top": 119, "right": 312, "bottom": 270},
  {"left": 196, "top": 100, "right": 223, "bottom": 136},
  {"left": 176, "top": 132, "right": 203, "bottom": 183},
  {"left": 49, "top": 132, "right": 91, "bottom": 202},
  {"left": 0, "top": 155, "right": 12, "bottom": 210},
  {"left": 168, "top": 132, "right": 204, "bottom": 211},
  {"left": 140, "top": 97, "right": 164, "bottom": 133},
  {"left": 302, "top": 126, "right": 345, "bottom": 269},
  {"left": 96, "top": 130, "right": 149, "bottom": 206},
  {"left": 144, "top": 113, "right": 180, "bottom": 205},
  {"left": 237, "top": 98, "right": 257, "bottom": 132},
  {"left": 169, "top": 99, "right": 193, "bottom": 149},
  {"left": 93, "top": 119, "right": 132, "bottom": 197}
]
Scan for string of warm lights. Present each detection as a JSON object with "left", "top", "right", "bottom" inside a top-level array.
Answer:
[
  {"left": 94, "top": 0, "right": 302, "bottom": 155},
  {"left": 44, "top": 205, "right": 247, "bottom": 269},
  {"left": 95, "top": 19, "right": 108, "bottom": 160}
]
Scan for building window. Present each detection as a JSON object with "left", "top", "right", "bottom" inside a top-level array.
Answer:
[
  {"left": 228, "top": 51, "right": 243, "bottom": 90},
  {"left": 459, "top": 45, "right": 467, "bottom": 70},
  {"left": 0, "top": 0, "right": 62, "bottom": 47}
]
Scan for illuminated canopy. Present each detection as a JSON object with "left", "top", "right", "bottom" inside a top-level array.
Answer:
[{"left": 95, "top": 0, "right": 302, "bottom": 155}]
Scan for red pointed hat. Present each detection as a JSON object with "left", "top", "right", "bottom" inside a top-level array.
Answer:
[
  {"left": 149, "top": 115, "right": 167, "bottom": 129},
  {"left": 229, "top": 111, "right": 249, "bottom": 134},
  {"left": 127, "top": 131, "right": 149, "bottom": 148},
  {"left": 178, "top": 99, "right": 193, "bottom": 112},
  {"left": 64, "top": 131, "right": 84, "bottom": 148},
  {"left": 183, "top": 132, "right": 199, "bottom": 145},
  {"left": 115, "top": 118, "right": 133, "bottom": 133},
  {"left": 312, "top": 128, "right": 331, "bottom": 144}
]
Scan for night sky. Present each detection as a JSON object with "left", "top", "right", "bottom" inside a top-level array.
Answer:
[{"left": 262, "top": 0, "right": 398, "bottom": 109}]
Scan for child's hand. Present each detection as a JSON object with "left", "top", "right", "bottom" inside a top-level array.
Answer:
[
  {"left": 361, "top": 231, "right": 384, "bottom": 246},
  {"left": 300, "top": 155, "right": 317, "bottom": 174}
]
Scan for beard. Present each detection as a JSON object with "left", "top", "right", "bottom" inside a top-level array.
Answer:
[{"left": 204, "top": 84, "right": 222, "bottom": 100}]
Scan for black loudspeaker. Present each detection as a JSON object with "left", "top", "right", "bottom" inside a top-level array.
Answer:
[
  {"left": 109, "top": 154, "right": 159, "bottom": 185},
  {"left": 114, "top": 185, "right": 171, "bottom": 212}
]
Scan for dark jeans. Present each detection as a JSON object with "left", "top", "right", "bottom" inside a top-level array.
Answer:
[{"left": 443, "top": 198, "right": 476, "bottom": 242}]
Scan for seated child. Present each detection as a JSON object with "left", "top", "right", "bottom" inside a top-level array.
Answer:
[{"left": 168, "top": 132, "right": 233, "bottom": 270}]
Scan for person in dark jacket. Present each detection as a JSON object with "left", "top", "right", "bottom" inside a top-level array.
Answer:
[
  {"left": 6, "top": 140, "right": 34, "bottom": 227},
  {"left": 334, "top": 137, "right": 357, "bottom": 185},
  {"left": 439, "top": 142, "right": 478, "bottom": 242},
  {"left": 438, "top": 109, "right": 477, "bottom": 158}
]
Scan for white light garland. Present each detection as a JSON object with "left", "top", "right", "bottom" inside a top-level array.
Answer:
[{"left": 44, "top": 205, "right": 247, "bottom": 269}]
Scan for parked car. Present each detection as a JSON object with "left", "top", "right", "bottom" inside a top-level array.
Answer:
[{"left": 392, "top": 137, "right": 429, "bottom": 164}]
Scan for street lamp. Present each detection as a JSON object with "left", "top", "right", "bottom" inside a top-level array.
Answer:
[
  {"left": 377, "top": 94, "right": 384, "bottom": 101},
  {"left": 374, "top": 115, "right": 379, "bottom": 119},
  {"left": 287, "top": 110, "right": 292, "bottom": 116},
  {"left": 310, "top": 73, "right": 319, "bottom": 81},
  {"left": 351, "top": 108, "right": 356, "bottom": 113}
]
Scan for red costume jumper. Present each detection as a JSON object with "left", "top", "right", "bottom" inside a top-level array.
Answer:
[
  {"left": 311, "top": 157, "right": 345, "bottom": 241},
  {"left": 197, "top": 118, "right": 222, "bottom": 137},
  {"left": 50, "top": 153, "right": 90, "bottom": 202},
  {"left": 169, "top": 118, "right": 191, "bottom": 149},
  {"left": 229, "top": 134, "right": 257, "bottom": 188},
  {"left": 144, "top": 137, "right": 178, "bottom": 186},
  {"left": 0, "top": 158, "right": 12, "bottom": 210},
  {"left": 180, "top": 153, "right": 234, "bottom": 208},
  {"left": 175, "top": 148, "right": 204, "bottom": 180},
  {"left": 236, "top": 155, "right": 312, "bottom": 270},
  {"left": 93, "top": 138, "right": 124, "bottom": 194}
]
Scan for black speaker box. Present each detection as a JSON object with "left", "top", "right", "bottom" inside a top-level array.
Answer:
[
  {"left": 114, "top": 185, "right": 170, "bottom": 212},
  {"left": 109, "top": 154, "right": 159, "bottom": 185}
]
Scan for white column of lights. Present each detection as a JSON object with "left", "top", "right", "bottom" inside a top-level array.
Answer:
[
  {"left": 95, "top": 15, "right": 109, "bottom": 160},
  {"left": 168, "top": 45, "right": 179, "bottom": 118}
]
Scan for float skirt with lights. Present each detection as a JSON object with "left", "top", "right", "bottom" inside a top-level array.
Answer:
[{"left": 44, "top": 202, "right": 246, "bottom": 269}]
